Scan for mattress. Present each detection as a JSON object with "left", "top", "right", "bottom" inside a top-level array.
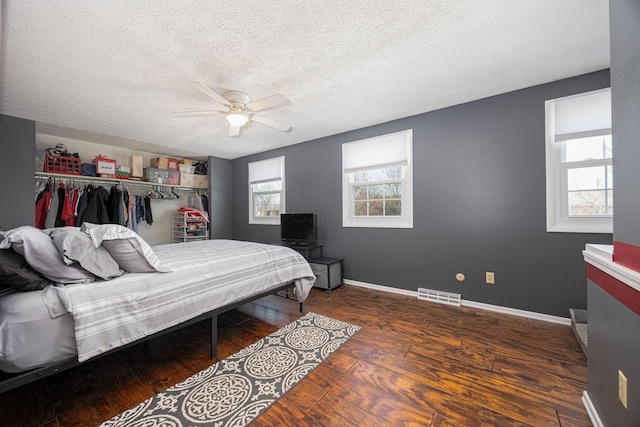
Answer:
[
  {"left": 0, "top": 290, "right": 76, "bottom": 373},
  {"left": 0, "top": 239, "right": 314, "bottom": 372}
]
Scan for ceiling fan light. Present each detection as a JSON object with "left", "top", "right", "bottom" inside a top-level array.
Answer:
[{"left": 226, "top": 112, "right": 249, "bottom": 127}]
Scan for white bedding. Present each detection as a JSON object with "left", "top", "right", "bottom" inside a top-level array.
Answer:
[
  {"left": 0, "top": 239, "right": 315, "bottom": 371},
  {"left": 0, "top": 291, "right": 76, "bottom": 373}
]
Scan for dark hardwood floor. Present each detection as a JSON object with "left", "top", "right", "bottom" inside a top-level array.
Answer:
[{"left": 1, "top": 285, "right": 591, "bottom": 426}]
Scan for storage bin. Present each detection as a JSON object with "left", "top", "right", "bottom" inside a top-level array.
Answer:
[
  {"left": 150, "top": 157, "right": 169, "bottom": 169},
  {"left": 94, "top": 155, "right": 116, "bottom": 178},
  {"left": 167, "top": 158, "right": 179, "bottom": 170},
  {"left": 44, "top": 154, "right": 81, "bottom": 175},
  {"left": 179, "top": 173, "right": 208, "bottom": 188},
  {"left": 178, "top": 164, "right": 196, "bottom": 174},
  {"left": 144, "top": 167, "right": 179, "bottom": 185},
  {"left": 82, "top": 163, "right": 96, "bottom": 177},
  {"left": 130, "top": 155, "right": 144, "bottom": 178}
]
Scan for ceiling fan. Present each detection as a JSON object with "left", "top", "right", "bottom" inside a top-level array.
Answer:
[{"left": 175, "top": 81, "right": 292, "bottom": 137}]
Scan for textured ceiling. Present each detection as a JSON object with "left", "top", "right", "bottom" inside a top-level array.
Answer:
[{"left": 0, "top": 1, "right": 610, "bottom": 160}]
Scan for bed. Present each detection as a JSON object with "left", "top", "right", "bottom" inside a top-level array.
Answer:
[{"left": 0, "top": 225, "right": 315, "bottom": 393}]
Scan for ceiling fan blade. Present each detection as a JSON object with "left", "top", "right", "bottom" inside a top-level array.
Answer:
[
  {"left": 188, "top": 81, "right": 232, "bottom": 108},
  {"left": 173, "top": 109, "right": 226, "bottom": 116},
  {"left": 246, "top": 94, "right": 290, "bottom": 112},
  {"left": 250, "top": 114, "right": 292, "bottom": 132},
  {"left": 228, "top": 125, "right": 241, "bottom": 137}
]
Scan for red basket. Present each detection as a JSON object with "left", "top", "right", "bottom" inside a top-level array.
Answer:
[{"left": 44, "top": 154, "right": 82, "bottom": 175}]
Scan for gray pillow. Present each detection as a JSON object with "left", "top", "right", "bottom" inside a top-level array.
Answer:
[
  {"left": 0, "top": 248, "right": 51, "bottom": 291},
  {"left": 0, "top": 226, "right": 95, "bottom": 284},
  {"left": 49, "top": 228, "right": 124, "bottom": 280},
  {"left": 80, "top": 223, "right": 171, "bottom": 273}
]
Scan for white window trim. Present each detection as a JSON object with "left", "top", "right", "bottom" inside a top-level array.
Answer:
[
  {"left": 248, "top": 156, "right": 285, "bottom": 225},
  {"left": 545, "top": 90, "right": 612, "bottom": 234},
  {"left": 342, "top": 129, "right": 413, "bottom": 228}
]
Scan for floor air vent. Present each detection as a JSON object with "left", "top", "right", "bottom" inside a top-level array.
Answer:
[{"left": 417, "top": 288, "right": 461, "bottom": 307}]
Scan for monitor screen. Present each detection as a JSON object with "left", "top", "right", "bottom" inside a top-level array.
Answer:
[{"left": 280, "top": 213, "right": 316, "bottom": 245}]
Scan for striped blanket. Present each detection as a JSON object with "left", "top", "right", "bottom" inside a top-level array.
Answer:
[{"left": 43, "top": 240, "right": 315, "bottom": 362}]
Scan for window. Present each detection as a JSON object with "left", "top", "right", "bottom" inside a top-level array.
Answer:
[
  {"left": 545, "top": 88, "right": 612, "bottom": 233},
  {"left": 342, "top": 130, "right": 413, "bottom": 228},
  {"left": 248, "top": 156, "right": 285, "bottom": 224}
]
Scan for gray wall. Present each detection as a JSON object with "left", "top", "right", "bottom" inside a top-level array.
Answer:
[
  {"left": 586, "top": 1, "right": 640, "bottom": 426},
  {"left": 587, "top": 282, "right": 640, "bottom": 426},
  {"left": 611, "top": 0, "right": 640, "bottom": 246},
  {"left": 232, "top": 70, "right": 612, "bottom": 317},
  {"left": 208, "top": 156, "right": 232, "bottom": 239},
  {"left": 0, "top": 114, "right": 35, "bottom": 229}
]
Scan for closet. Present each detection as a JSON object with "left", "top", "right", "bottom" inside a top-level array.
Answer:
[{"left": 34, "top": 172, "right": 209, "bottom": 239}]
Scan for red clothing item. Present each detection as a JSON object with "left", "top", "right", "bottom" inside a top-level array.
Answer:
[
  {"left": 35, "top": 189, "right": 52, "bottom": 229},
  {"left": 61, "top": 187, "right": 79, "bottom": 226}
]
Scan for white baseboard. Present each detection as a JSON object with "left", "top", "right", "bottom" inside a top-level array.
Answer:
[
  {"left": 461, "top": 300, "right": 571, "bottom": 325},
  {"left": 343, "top": 279, "right": 418, "bottom": 297},
  {"left": 582, "top": 391, "right": 604, "bottom": 427},
  {"left": 343, "top": 279, "right": 571, "bottom": 325}
]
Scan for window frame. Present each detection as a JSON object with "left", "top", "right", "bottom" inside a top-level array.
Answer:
[
  {"left": 248, "top": 156, "right": 285, "bottom": 225},
  {"left": 342, "top": 129, "right": 413, "bottom": 228},
  {"left": 545, "top": 88, "right": 612, "bottom": 234}
]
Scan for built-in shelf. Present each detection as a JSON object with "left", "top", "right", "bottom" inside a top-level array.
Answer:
[{"left": 35, "top": 171, "right": 206, "bottom": 190}]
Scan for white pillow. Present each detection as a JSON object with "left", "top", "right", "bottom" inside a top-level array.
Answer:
[
  {"left": 48, "top": 227, "right": 124, "bottom": 280},
  {"left": 80, "top": 223, "right": 171, "bottom": 273},
  {"left": 0, "top": 226, "right": 96, "bottom": 284}
]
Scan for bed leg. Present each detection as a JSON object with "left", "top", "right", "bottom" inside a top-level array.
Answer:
[
  {"left": 299, "top": 302, "right": 303, "bottom": 313},
  {"left": 211, "top": 315, "right": 218, "bottom": 359}
]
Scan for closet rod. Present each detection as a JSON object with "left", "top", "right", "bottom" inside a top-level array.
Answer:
[{"left": 35, "top": 172, "right": 204, "bottom": 191}]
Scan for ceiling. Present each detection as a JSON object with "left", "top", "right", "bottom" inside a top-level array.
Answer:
[{"left": 0, "top": 1, "right": 610, "bottom": 160}]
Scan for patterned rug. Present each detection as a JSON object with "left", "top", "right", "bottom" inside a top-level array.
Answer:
[{"left": 100, "top": 312, "right": 360, "bottom": 427}]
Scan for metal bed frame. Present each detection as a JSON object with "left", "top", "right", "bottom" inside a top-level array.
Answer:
[{"left": 0, "top": 282, "right": 302, "bottom": 394}]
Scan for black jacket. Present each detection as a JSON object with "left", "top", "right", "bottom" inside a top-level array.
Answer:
[{"left": 79, "top": 186, "right": 110, "bottom": 225}]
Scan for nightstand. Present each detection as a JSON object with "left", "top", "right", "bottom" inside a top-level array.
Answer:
[{"left": 309, "top": 257, "right": 344, "bottom": 292}]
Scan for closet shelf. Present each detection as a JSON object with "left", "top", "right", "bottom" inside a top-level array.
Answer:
[{"left": 35, "top": 172, "right": 207, "bottom": 190}]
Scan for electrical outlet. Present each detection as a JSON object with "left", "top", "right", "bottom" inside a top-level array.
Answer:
[
  {"left": 486, "top": 272, "right": 495, "bottom": 284},
  {"left": 619, "top": 370, "right": 628, "bottom": 409}
]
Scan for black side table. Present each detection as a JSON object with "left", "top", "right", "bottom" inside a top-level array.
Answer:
[{"left": 282, "top": 243, "right": 323, "bottom": 260}]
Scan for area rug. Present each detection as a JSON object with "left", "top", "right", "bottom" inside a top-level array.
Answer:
[{"left": 100, "top": 312, "right": 360, "bottom": 427}]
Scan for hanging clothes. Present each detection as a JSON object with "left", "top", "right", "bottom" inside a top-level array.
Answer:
[
  {"left": 34, "top": 179, "right": 48, "bottom": 202},
  {"left": 35, "top": 183, "right": 52, "bottom": 229},
  {"left": 127, "top": 189, "right": 137, "bottom": 233},
  {"left": 136, "top": 196, "right": 145, "bottom": 224},
  {"left": 61, "top": 187, "right": 79, "bottom": 227},
  {"left": 75, "top": 186, "right": 89, "bottom": 226},
  {"left": 121, "top": 189, "right": 129, "bottom": 227},
  {"left": 44, "top": 185, "right": 60, "bottom": 229},
  {"left": 80, "top": 185, "right": 110, "bottom": 225},
  {"left": 144, "top": 196, "right": 153, "bottom": 225},
  {"left": 201, "top": 193, "right": 209, "bottom": 214},
  {"left": 107, "top": 185, "right": 122, "bottom": 225},
  {"left": 189, "top": 192, "right": 204, "bottom": 211},
  {"left": 34, "top": 179, "right": 158, "bottom": 229},
  {"left": 53, "top": 185, "right": 66, "bottom": 228}
]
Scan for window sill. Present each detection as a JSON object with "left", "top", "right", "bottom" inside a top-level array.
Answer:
[
  {"left": 343, "top": 218, "right": 413, "bottom": 229},
  {"left": 249, "top": 218, "right": 280, "bottom": 225},
  {"left": 547, "top": 222, "right": 612, "bottom": 234},
  {"left": 547, "top": 216, "right": 612, "bottom": 234}
]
